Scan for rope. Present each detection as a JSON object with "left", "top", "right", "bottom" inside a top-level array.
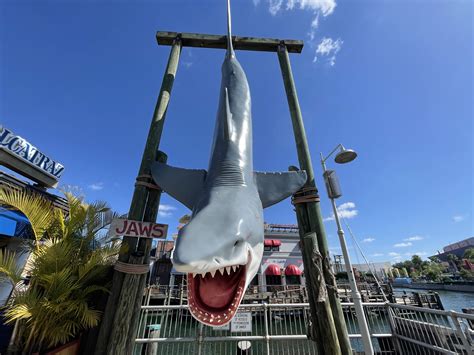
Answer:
[
  {"left": 136, "top": 174, "right": 153, "bottom": 181},
  {"left": 292, "top": 187, "right": 320, "bottom": 205},
  {"left": 135, "top": 181, "right": 161, "bottom": 190},
  {"left": 114, "top": 261, "right": 150, "bottom": 274},
  {"left": 135, "top": 173, "right": 161, "bottom": 190},
  {"left": 341, "top": 217, "right": 389, "bottom": 302}
]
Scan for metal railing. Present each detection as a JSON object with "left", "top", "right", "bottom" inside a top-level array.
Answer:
[
  {"left": 134, "top": 302, "right": 474, "bottom": 354},
  {"left": 134, "top": 302, "right": 396, "bottom": 354},
  {"left": 389, "top": 303, "right": 474, "bottom": 354}
]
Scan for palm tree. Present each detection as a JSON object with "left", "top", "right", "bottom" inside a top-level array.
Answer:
[{"left": 0, "top": 187, "right": 119, "bottom": 354}]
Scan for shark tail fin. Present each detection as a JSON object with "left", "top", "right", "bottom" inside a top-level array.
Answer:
[
  {"left": 226, "top": 0, "right": 235, "bottom": 58},
  {"left": 151, "top": 162, "right": 207, "bottom": 210},
  {"left": 254, "top": 171, "right": 307, "bottom": 208}
]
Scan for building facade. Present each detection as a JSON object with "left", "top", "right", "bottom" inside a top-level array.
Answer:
[
  {"left": 430, "top": 237, "right": 474, "bottom": 262},
  {"left": 152, "top": 223, "right": 394, "bottom": 291}
]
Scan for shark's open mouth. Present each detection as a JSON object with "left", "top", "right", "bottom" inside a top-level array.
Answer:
[{"left": 187, "top": 260, "right": 248, "bottom": 326}]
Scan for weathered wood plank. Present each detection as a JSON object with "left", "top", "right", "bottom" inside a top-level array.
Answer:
[{"left": 156, "top": 31, "right": 304, "bottom": 53}]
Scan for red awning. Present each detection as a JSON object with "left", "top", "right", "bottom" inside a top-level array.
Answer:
[
  {"left": 285, "top": 265, "right": 302, "bottom": 276},
  {"left": 264, "top": 239, "right": 281, "bottom": 247},
  {"left": 265, "top": 264, "right": 281, "bottom": 276}
]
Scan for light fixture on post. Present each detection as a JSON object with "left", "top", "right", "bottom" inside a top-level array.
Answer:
[{"left": 320, "top": 144, "right": 374, "bottom": 355}]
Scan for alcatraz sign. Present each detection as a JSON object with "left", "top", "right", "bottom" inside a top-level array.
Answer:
[
  {"left": 0, "top": 125, "right": 64, "bottom": 187},
  {"left": 109, "top": 219, "right": 168, "bottom": 239}
]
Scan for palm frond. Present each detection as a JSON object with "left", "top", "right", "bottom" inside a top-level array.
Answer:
[
  {"left": 0, "top": 187, "right": 56, "bottom": 244},
  {"left": 0, "top": 249, "right": 24, "bottom": 285}
]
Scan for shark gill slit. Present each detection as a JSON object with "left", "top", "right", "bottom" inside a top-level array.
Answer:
[{"left": 210, "top": 160, "right": 246, "bottom": 187}]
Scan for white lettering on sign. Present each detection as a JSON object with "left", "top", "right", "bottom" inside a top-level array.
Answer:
[
  {"left": 230, "top": 312, "right": 252, "bottom": 333},
  {"left": 0, "top": 125, "right": 64, "bottom": 180},
  {"left": 109, "top": 219, "right": 168, "bottom": 239}
]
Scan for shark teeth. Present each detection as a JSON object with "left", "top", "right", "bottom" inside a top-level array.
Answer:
[{"left": 190, "top": 263, "right": 244, "bottom": 279}]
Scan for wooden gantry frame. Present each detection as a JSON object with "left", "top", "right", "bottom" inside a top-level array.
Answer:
[{"left": 95, "top": 32, "right": 351, "bottom": 355}]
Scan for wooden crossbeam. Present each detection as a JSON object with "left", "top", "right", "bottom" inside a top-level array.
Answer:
[{"left": 156, "top": 31, "right": 304, "bottom": 53}]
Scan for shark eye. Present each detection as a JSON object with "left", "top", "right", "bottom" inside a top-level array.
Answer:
[{"left": 234, "top": 240, "right": 240, "bottom": 247}]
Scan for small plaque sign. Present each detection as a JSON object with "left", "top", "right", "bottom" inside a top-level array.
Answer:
[
  {"left": 230, "top": 312, "right": 252, "bottom": 333},
  {"left": 109, "top": 218, "right": 168, "bottom": 239}
]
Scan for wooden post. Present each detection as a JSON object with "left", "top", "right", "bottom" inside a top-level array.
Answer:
[
  {"left": 277, "top": 43, "right": 351, "bottom": 355},
  {"left": 126, "top": 150, "right": 168, "bottom": 351},
  {"left": 94, "top": 37, "right": 181, "bottom": 355}
]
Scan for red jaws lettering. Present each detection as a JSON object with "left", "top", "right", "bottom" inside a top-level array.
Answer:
[
  {"left": 115, "top": 220, "right": 128, "bottom": 235},
  {"left": 152, "top": 224, "right": 164, "bottom": 238},
  {"left": 127, "top": 222, "right": 138, "bottom": 236},
  {"left": 138, "top": 223, "right": 153, "bottom": 238}
]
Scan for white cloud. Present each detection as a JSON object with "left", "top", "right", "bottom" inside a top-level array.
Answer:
[
  {"left": 60, "top": 184, "right": 83, "bottom": 195},
  {"left": 388, "top": 252, "right": 402, "bottom": 260},
  {"left": 324, "top": 201, "right": 358, "bottom": 221},
  {"left": 158, "top": 204, "right": 177, "bottom": 217},
  {"left": 404, "top": 235, "right": 423, "bottom": 241},
  {"left": 253, "top": 0, "right": 342, "bottom": 66},
  {"left": 88, "top": 182, "right": 104, "bottom": 191},
  {"left": 314, "top": 37, "right": 343, "bottom": 66},
  {"left": 394, "top": 242, "right": 412, "bottom": 248},
  {"left": 371, "top": 253, "right": 384, "bottom": 257},
  {"left": 453, "top": 215, "right": 465, "bottom": 223},
  {"left": 182, "top": 61, "right": 193, "bottom": 69},
  {"left": 263, "top": 0, "right": 336, "bottom": 16},
  {"left": 362, "top": 237, "right": 375, "bottom": 243}
]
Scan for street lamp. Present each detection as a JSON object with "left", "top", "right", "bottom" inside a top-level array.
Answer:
[{"left": 320, "top": 144, "right": 374, "bottom": 355}]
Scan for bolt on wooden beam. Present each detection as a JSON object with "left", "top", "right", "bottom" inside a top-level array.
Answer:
[{"left": 156, "top": 31, "right": 304, "bottom": 53}]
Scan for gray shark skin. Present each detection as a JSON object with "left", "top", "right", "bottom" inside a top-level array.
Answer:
[{"left": 151, "top": 1, "right": 307, "bottom": 326}]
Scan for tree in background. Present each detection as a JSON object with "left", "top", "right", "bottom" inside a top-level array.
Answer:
[
  {"left": 423, "top": 262, "right": 444, "bottom": 281},
  {"left": 0, "top": 187, "right": 119, "bottom": 353},
  {"left": 463, "top": 248, "right": 474, "bottom": 262},
  {"left": 411, "top": 255, "right": 423, "bottom": 271}
]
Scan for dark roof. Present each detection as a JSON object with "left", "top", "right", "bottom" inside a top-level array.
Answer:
[{"left": 0, "top": 171, "right": 68, "bottom": 214}]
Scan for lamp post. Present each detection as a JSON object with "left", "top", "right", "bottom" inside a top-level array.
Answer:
[{"left": 320, "top": 144, "right": 374, "bottom": 355}]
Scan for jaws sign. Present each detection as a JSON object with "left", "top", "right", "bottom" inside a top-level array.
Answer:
[{"left": 110, "top": 219, "right": 168, "bottom": 239}]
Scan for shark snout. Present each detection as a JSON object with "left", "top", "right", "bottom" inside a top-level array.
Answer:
[{"left": 172, "top": 236, "right": 251, "bottom": 274}]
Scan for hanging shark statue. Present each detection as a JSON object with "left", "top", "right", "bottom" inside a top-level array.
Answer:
[{"left": 151, "top": 0, "right": 307, "bottom": 326}]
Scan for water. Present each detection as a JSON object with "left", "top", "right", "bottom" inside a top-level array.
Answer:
[{"left": 394, "top": 288, "right": 474, "bottom": 312}]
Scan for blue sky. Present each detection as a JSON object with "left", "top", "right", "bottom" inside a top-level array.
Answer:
[{"left": 1, "top": 0, "right": 472, "bottom": 264}]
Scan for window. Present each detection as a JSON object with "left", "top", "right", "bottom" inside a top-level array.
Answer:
[
  {"left": 266, "top": 275, "right": 282, "bottom": 286},
  {"left": 286, "top": 275, "right": 301, "bottom": 285}
]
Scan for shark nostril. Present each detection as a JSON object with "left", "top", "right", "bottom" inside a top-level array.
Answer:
[
  {"left": 214, "top": 258, "right": 221, "bottom": 264},
  {"left": 234, "top": 241, "right": 239, "bottom": 247}
]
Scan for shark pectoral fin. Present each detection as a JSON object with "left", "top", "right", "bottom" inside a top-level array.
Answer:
[
  {"left": 151, "top": 162, "right": 206, "bottom": 210},
  {"left": 254, "top": 171, "right": 307, "bottom": 208}
]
